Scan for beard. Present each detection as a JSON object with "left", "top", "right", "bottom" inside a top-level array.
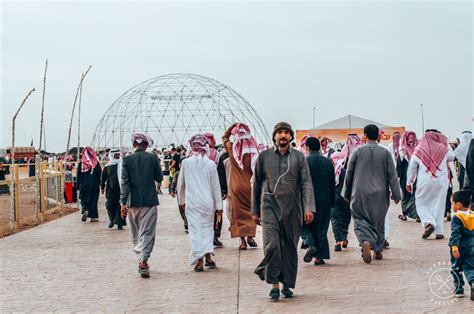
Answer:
[{"left": 278, "top": 139, "right": 289, "bottom": 148}]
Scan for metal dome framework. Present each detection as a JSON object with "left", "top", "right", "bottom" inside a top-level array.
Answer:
[{"left": 91, "top": 73, "right": 270, "bottom": 150}]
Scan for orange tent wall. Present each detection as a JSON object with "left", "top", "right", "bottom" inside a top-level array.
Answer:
[{"left": 296, "top": 127, "right": 406, "bottom": 145}]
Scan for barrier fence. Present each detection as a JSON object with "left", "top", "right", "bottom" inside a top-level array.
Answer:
[
  {"left": 0, "top": 157, "right": 174, "bottom": 236},
  {"left": 0, "top": 161, "right": 65, "bottom": 236}
]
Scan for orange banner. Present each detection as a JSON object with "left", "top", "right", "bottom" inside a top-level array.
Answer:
[{"left": 296, "top": 127, "right": 406, "bottom": 145}]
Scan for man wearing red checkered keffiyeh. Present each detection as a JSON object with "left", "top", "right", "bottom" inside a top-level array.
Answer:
[
  {"left": 222, "top": 122, "right": 259, "bottom": 250},
  {"left": 406, "top": 130, "right": 456, "bottom": 239}
]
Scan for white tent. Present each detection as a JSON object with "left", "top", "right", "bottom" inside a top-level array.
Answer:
[{"left": 314, "top": 114, "right": 392, "bottom": 130}]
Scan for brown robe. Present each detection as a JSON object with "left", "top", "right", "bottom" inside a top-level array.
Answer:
[{"left": 223, "top": 137, "right": 257, "bottom": 238}]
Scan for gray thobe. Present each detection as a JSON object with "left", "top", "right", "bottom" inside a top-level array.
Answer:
[
  {"left": 342, "top": 142, "right": 401, "bottom": 253},
  {"left": 251, "top": 147, "right": 315, "bottom": 288}
]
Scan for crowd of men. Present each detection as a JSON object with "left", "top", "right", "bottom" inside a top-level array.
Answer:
[{"left": 68, "top": 123, "right": 474, "bottom": 302}]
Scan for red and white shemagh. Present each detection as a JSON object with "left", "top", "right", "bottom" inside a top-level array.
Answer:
[
  {"left": 188, "top": 134, "right": 210, "bottom": 157},
  {"left": 299, "top": 135, "right": 311, "bottom": 155},
  {"left": 203, "top": 132, "right": 219, "bottom": 165},
  {"left": 413, "top": 131, "right": 448, "bottom": 178},
  {"left": 231, "top": 123, "right": 259, "bottom": 171},
  {"left": 81, "top": 146, "right": 98, "bottom": 173},
  {"left": 331, "top": 134, "right": 362, "bottom": 185},
  {"left": 399, "top": 131, "right": 418, "bottom": 162},
  {"left": 392, "top": 133, "right": 401, "bottom": 160}
]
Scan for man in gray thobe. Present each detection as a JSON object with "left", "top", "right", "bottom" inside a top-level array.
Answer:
[
  {"left": 342, "top": 124, "right": 401, "bottom": 264},
  {"left": 120, "top": 133, "right": 163, "bottom": 278},
  {"left": 252, "top": 122, "right": 315, "bottom": 301}
]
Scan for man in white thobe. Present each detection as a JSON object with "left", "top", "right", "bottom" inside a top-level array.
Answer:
[
  {"left": 177, "top": 134, "right": 223, "bottom": 272},
  {"left": 407, "top": 129, "right": 455, "bottom": 239}
]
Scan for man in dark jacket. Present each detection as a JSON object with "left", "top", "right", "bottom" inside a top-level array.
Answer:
[
  {"left": 120, "top": 133, "right": 163, "bottom": 278},
  {"left": 304, "top": 137, "right": 335, "bottom": 265},
  {"left": 465, "top": 139, "right": 474, "bottom": 207}
]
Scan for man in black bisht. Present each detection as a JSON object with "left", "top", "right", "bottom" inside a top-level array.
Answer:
[
  {"left": 101, "top": 148, "right": 126, "bottom": 230},
  {"left": 251, "top": 122, "right": 315, "bottom": 301},
  {"left": 303, "top": 137, "right": 335, "bottom": 266}
]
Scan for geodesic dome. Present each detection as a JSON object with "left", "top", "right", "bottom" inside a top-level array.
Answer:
[{"left": 91, "top": 73, "right": 270, "bottom": 150}]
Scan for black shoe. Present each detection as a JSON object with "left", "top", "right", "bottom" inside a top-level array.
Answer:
[
  {"left": 384, "top": 239, "right": 390, "bottom": 248},
  {"left": 281, "top": 285, "right": 294, "bottom": 298},
  {"left": 334, "top": 244, "right": 342, "bottom": 252},
  {"left": 269, "top": 288, "right": 280, "bottom": 301},
  {"left": 247, "top": 237, "right": 258, "bottom": 248},
  {"left": 205, "top": 260, "right": 217, "bottom": 269},
  {"left": 303, "top": 247, "right": 317, "bottom": 263},
  {"left": 362, "top": 241, "right": 372, "bottom": 264},
  {"left": 454, "top": 287, "right": 464, "bottom": 298},
  {"left": 314, "top": 258, "right": 325, "bottom": 266},
  {"left": 81, "top": 210, "right": 88, "bottom": 222},
  {"left": 471, "top": 283, "right": 474, "bottom": 301},
  {"left": 108, "top": 222, "right": 114, "bottom": 228},
  {"left": 117, "top": 225, "right": 124, "bottom": 230},
  {"left": 213, "top": 238, "right": 223, "bottom": 248},
  {"left": 138, "top": 262, "right": 150, "bottom": 278}
]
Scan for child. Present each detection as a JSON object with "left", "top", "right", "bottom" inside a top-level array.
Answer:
[{"left": 449, "top": 190, "right": 474, "bottom": 300}]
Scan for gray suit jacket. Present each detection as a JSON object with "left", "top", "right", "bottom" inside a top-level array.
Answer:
[{"left": 120, "top": 149, "right": 163, "bottom": 207}]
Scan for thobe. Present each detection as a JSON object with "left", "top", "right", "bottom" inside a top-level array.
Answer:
[
  {"left": 465, "top": 139, "right": 474, "bottom": 206},
  {"left": 396, "top": 157, "right": 418, "bottom": 219},
  {"left": 306, "top": 151, "right": 335, "bottom": 260},
  {"left": 407, "top": 150, "right": 455, "bottom": 235},
  {"left": 101, "top": 164, "right": 126, "bottom": 227},
  {"left": 77, "top": 162, "right": 102, "bottom": 219},
  {"left": 223, "top": 138, "right": 257, "bottom": 238},
  {"left": 251, "top": 147, "right": 315, "bottom": 288},
  {"left": 177, "top": 155, "right": 223, "bottom": 265},
  {"left": 331, "top": 169, "right": 351, "bottom": 242},
  {"left": 223, "top": 156, "right": 233, "bottom": 224},
  {"left": 342, "top": 142, "right": 402, "bottom": 253}
]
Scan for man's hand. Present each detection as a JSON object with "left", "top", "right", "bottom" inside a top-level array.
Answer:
[
  {"left": 222, "top": 193, "right": 227, "bottom": 201},
  {"left": 452, "top": 248, "right": 460, "bottom": 259},
  {"left": 121, "top": 205, "right": 128, "bottom": 219},
  {"left": 406, "top": 185, "right": 412, "bottom": 193},
  {"left": 304, "top": 211, "right": 314, "bottom": 224},
  {"left": 170, "top": 192, "right": 176, "bottom": 198},
  {"left": 101, "top": 188, "right": 104, "bottom": 195},
  {"left": 343, "top": 197, "right": 350, "bottom": 203},
  {"left": 252, "top": 214, "right": 261, "bottom": 225},
  {"left": 394, "top": 199, "right": 400, "bottom": 205}
]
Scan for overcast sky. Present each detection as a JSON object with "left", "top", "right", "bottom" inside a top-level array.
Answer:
[{"left": 1, "top": 0, "right": 472, "bottom": 151}]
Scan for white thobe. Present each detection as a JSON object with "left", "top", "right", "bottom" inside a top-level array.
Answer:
[
  {"left": 406, "top": 150, "right": 455, "bottom": 235},
  {"left": 177, "top": 155, "right": 223, "bottom": 265}
]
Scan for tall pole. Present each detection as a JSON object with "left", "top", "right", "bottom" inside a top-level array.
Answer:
[
  {"left": 77, "top": 72, "right": 83, "bottom": 162},
  {"left": 36, "top": 59, "right": 48, "bottom": 222},
  {"left": 420, "top": 103, "right": 425, "bottom": 134},
  {"left": 312, "top": 107, "right": 315, "bottom": 128},
  {"left": 10, "top": 88, "right": 35, "bottom": 234}
]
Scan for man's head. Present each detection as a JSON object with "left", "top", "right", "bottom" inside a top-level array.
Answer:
[
  {"left": 272, "top": 122, "right": 294, "bottom": 148},
  {"left": 451, "top": 190, "right": 471, "bottom": 212},
  {"left": 407, "top": 132, "right": 416, "bottom": 143},
  {"left": 305, "top": 137, "right": 320, "bottom": 152},
  {"left": 131, "top": 133, "right": 151, "bottom": 150},
  {"left": 363, "top": 124, "right": 380, "bottom": 142},
  {"left": 393, "top": 132, "right": 401, "bottom": 143},
  {"left": 320, "top": 137, "right": 329, "bottom": 149},
  {"left": 171, "top": 147, "right": 177, "bottom": 154},
  {"left": 176, "top": 147, "right": 182, "bottom": 154}
]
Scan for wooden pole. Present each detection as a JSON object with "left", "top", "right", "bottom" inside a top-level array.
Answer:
[
  {"left": 36, "top": 59, "right": 48, "bottom": 222},
  {"left": 10, "top": 88, "right": 35, "bottom": 234},
  {"left": 77, "top": 72, "right": 83, "bottom": 162},
  {"left": 65, "top": 66, "right": 91, "bottom": 160},
  {"left": 63, "top": 66, "right": 91, "bottom": 215}
]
